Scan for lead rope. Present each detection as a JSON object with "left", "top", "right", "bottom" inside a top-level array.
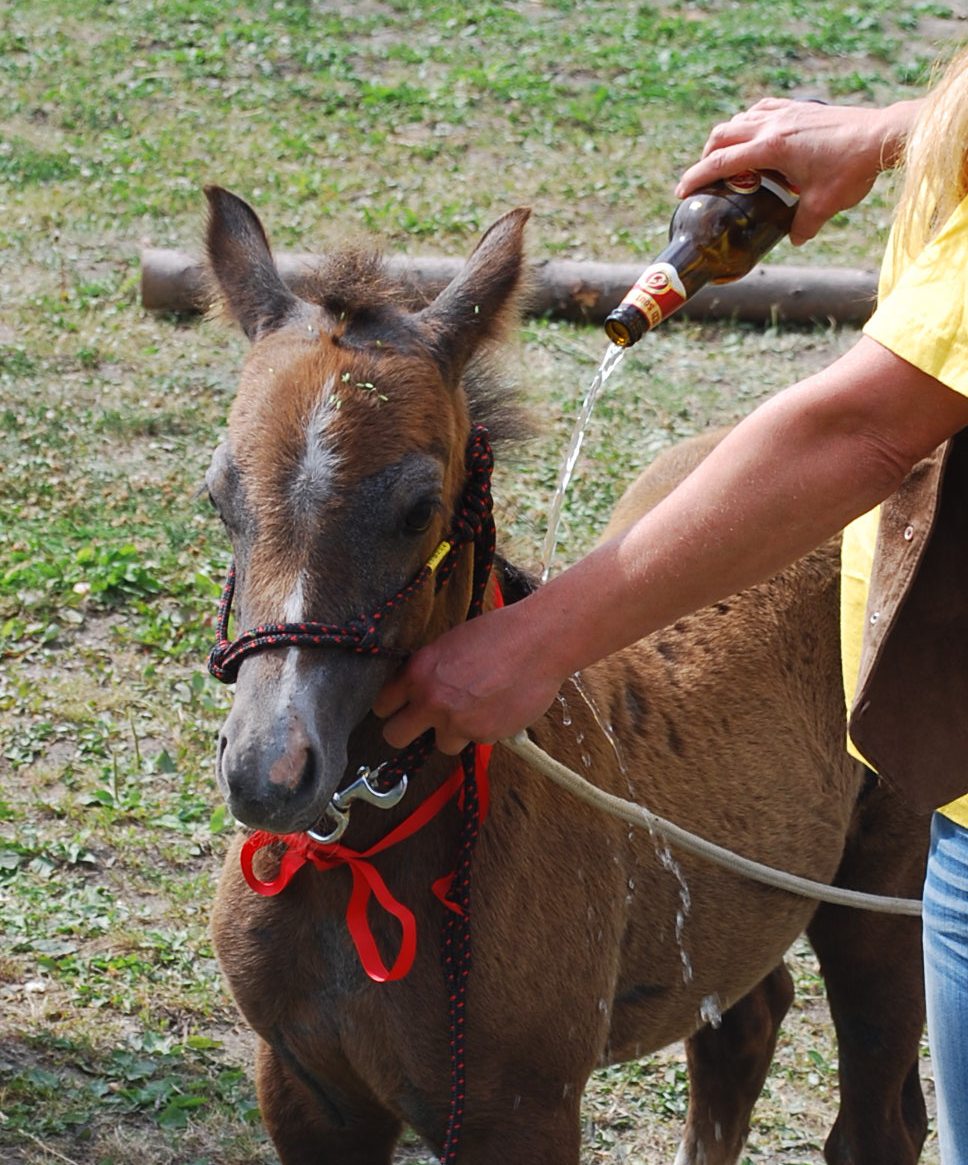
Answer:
[
  {"left": 502, "top": 733, "right": 922, "bottom": 916},
  {"left": 438, "top": 427, "right": 496, "bottom": 1164},
  {"left": 440, "top": 744, "right": 480, "bottom": 1163}
]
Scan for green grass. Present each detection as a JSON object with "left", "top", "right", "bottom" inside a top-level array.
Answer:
[{"left": 0, "top": 0, "right": 956, "bottom": 1160}]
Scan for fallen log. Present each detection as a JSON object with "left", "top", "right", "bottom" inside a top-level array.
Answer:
[{"left": 140, "top": 247, "right": 878, "bottom": 326}]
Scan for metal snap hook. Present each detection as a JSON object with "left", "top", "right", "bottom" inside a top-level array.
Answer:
[
  {"left": 307, "top": 801, "right": 351, "bottom": 845},
  {"left": 333, "top": 765, "right": 409, "bottom": 812},
  {"left": 306, "top": 767, "right": 409, "bottom": 845}
]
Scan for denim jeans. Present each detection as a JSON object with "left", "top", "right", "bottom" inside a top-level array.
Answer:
[{"left": 923, "top": 811, "right": 968, "bottom": 1163}]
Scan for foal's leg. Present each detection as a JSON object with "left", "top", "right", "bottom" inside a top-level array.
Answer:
[
  {"left": 255, "top": 1039, "right": 401, "bottom": 1165},
  {"left": 807, "top": 785, "right": 927, "bottom": 1165},
  {"left": 674, "top": 962, "right": 794, "bottom": 1165},
  {"left": 442, "top": 1095, "right": 583, "bottom": 1165},
  {"left": 808, "top": 909, "right": 926, "bottom": 1164}
]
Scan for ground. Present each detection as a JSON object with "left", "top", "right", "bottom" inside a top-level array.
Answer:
[{"left": 2, "top": 0, "right": 964, "bottom": 1161}]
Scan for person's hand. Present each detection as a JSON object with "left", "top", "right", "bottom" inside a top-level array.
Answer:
[
  {"left": 373, "top": 600, "right": 565, "bottom": 755},
  {"left": 676, "top": 97, "right": 921, "bottom": 245}
]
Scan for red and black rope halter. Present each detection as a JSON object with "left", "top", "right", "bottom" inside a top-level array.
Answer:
[
  {"left": 207, "top": 423, "right": 496, "bottom": 690},
  {"left": 207, "top": 423, "right": 496, "bottom": 1164}
]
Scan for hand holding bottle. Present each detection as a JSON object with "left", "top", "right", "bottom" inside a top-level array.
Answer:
[
  {"left": 676, "top": 97, "right": 922, "bottom": 246},
  {"left": 604, "top": 169, "right": 799, "bottom": 347}
]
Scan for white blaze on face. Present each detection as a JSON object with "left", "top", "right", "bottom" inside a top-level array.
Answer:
[
  {"left": 273, "top": 380, "right": 344, "bottom": 714},
  {"left": 283, "top": 571, "right": 307, "bottom": 622},
  {"left": 277, "top": 572, "right": 308, "bottom": 707},
  {"left": 292, "top": 379, "right": 343, "bottom": 513}
]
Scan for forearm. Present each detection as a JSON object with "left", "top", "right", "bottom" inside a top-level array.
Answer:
[
  {"left": 376, "top": 336, "right": 968, "bottom": 753},
  {"left": 524, "top": 407, "right": 889, "bottom": 678},
  {"left": 525, "top": 334, "right": 963, "bottom": 681}
]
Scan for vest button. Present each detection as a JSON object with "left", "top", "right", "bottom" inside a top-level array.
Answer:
[
  {"left": 903, "top": 524, "right": 915, "bottom": 541},
  {"left": 869, "top": 611, "right": 880, "bottom": 625}
]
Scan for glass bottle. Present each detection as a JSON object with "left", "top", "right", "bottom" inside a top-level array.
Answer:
[{"left": 603, "top": 170, "right": 799, "bottom": 348}]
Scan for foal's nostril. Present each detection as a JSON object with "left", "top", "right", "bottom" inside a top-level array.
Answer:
[
  {"left": 268, "top": 735, "right": 318, "bottom": 797},
  {"left": 215, "top": 733, "right": 229, "bottom": 788}
]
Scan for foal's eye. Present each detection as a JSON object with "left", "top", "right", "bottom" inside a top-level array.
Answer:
[
  {"left": 205, "top": 489, "right": 225, "bottom": 522},
  {"left": 404, "top": 497, "right": 437, "bottom": 534}
]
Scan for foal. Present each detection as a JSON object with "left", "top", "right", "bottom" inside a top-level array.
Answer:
[{"left": 203, "top": 186, "right": 928, "bottom": 1165}]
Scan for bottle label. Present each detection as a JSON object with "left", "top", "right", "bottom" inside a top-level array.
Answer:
[{"left": 619, "top": 261, "right": 687, "bottom": 327}]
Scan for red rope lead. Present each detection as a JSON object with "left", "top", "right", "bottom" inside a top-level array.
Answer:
[{"left": 238, "top": 743, "right": 492, "bottom": 984}]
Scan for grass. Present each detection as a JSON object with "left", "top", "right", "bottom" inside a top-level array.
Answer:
[{"left": 0, "top": 0, "right": 957, "bottom": 1161}]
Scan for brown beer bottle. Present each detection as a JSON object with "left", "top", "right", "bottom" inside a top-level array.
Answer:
[{"left": 603, "top": 170, "right": 799, "bottom": 347}]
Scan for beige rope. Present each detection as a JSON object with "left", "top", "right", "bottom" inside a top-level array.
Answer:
[{"left": 502, "top": 732, "right": 922, "bottom": 917}]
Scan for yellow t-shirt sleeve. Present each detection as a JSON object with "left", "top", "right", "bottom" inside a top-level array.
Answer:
[
  {"left": 844, "top": 195, "right": 968, "bottom": 822},
  {"left": 863, "top": 195, "right": 968, "bottom": 397}
]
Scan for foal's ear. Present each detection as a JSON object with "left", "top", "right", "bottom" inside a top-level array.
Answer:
[
  {"left": 204, "top": 186, "right": 301, "bottom": 341},
  {"left": 417, "top": 207, "right": 531, "bottom": 384}
]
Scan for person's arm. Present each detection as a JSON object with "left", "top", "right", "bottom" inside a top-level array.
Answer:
[
  {"left": 676, "top": 97, "right": 923, "bottom": 245},
  {"left": 374, "top": 335, "right": 968, "bottom": 753}
]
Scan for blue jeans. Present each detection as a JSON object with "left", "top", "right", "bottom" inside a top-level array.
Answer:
[{"left": 923, "top": 812, "right": 968, "bottom": 1163}]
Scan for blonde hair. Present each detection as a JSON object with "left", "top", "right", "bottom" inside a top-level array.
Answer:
[{"left": 892, "top": 45, "right": 968, "bottom": 268}]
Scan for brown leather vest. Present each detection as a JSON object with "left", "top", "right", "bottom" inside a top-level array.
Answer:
[{"left": 848, "top": 427, "right": 968, "bottom": 812}]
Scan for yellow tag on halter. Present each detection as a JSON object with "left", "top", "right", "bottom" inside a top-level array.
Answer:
[{"left": 425, "top": 540, "right": 452, "bottom": 574}]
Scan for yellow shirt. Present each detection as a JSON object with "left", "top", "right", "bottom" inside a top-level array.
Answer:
[{"left": 842, "top": 193, "right": 968, "bottom": 827}]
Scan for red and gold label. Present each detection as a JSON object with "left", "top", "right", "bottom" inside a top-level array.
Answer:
[{"left": 619, "top": 261, "right": 688, "bottom": 327}]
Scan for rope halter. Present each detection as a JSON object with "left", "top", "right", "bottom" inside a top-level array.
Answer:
[{"left": 207, "top": 423, "right": 497, "bottom": 687}]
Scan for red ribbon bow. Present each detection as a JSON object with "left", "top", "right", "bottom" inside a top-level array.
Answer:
[{"left": 239, "top": 743, "right": 492, "bottom": 983}]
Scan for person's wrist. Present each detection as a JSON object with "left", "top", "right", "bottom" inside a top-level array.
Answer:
[
  {"left": 875, "top": 99, "right": 921, "bottom": 170},
  {"left": 509, "top": 584, "right": 581, "bottom": 692}
]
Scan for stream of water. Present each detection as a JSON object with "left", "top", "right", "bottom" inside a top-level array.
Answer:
[
  {"left": 541, "top": 345, "right": 697, "bottom": 986},
  {"left": 539, "top": 341, "right": 627, "bottom": 583},
  {"left": 567, "top": 672, "right": 695, "bottom": 983}
]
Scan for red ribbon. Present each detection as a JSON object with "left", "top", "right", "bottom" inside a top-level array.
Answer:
[{"left": 240, "top": 742, "right": 492, "bottom": 983}]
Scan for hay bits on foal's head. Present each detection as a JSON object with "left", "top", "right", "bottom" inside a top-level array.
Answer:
[{"left": 204, "top": 185, "right": 532, "bottom": 379}]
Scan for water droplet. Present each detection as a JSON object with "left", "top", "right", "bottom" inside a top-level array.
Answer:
[{"left": 700, "top": 994, "right": 723, "bottom": 1029}]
